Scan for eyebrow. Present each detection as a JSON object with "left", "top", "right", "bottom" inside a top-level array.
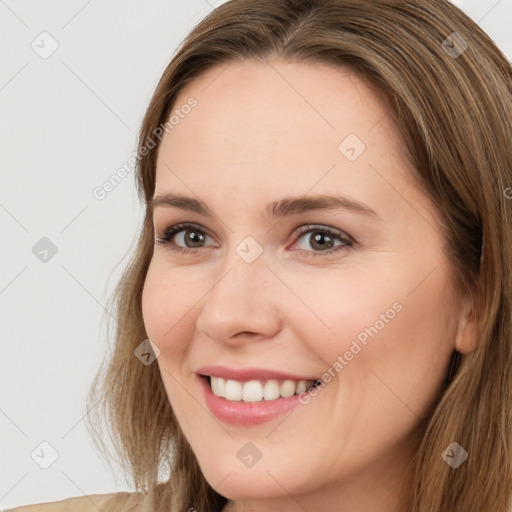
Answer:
[{"left": 148, "top": 193, "right": 379, "bottom": 220}]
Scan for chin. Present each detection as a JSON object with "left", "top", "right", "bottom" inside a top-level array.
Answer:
[{"left": 198, "top": 454, "right": 314, "bottom": 501}]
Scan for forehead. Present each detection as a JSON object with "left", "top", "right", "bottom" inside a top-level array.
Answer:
[
  {"left": 153, "top": 58, "right": 418, "bottom": 213},
  {"left": 161, "top": 59, "right": 391, "bottom": 155}
]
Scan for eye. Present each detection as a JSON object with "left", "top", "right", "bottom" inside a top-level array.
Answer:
[
  {"left": 154, "top": 222, "right": 354, "bottom": 257},
  {"left": 155, "top": 222, "right": 215, "bottom": 254},
  {"left": 290, "top": 224, "right": 353, "bottom": 257}
]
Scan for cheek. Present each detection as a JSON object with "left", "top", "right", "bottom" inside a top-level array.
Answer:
[
  {"left": 285, "top": 269, "right": 405, "bottom": 357},
  {"left": 141, "top": 268, "right": 166, "bottom": 341},
  {"left": 141, "top": 264, "right": 197, "bottom": 358},
  {"left": 288, "top": 262, "right": 454, "bottom": 394}
]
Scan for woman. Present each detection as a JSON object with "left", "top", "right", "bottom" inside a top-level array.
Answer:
[{"left": 11, "top": 0, "right": 512, "bottom": 511}]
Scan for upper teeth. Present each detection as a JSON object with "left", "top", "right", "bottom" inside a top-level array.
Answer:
[{"left": 209, "top": 376, "right": 316, "bottom": 402}]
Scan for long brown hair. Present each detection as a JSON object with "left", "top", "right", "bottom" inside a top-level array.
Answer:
[{"left": 85, "top": 1, "right": 512, "bottom": 510}]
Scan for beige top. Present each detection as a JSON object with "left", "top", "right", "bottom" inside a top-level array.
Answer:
[{"left": 8, "top": 490, "right": 148, "bottom": 512}]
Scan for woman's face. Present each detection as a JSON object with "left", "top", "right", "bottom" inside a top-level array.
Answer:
[{"left": 141, "top": 59, "right": 474, "bottom": 509}]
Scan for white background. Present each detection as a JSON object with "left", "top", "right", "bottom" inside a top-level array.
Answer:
[{"left": 1, "top": 0, "right": 510, "bottom": 508}]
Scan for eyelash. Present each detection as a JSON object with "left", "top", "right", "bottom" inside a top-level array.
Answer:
[{"left": 155, "top": 222, "right": 354, "bottom": 258}]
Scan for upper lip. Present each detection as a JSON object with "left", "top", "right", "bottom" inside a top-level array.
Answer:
[{"left": 196, "top": 365, "right": 318, "bottom": 382}]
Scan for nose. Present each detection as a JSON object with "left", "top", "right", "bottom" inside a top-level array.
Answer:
[{"left": 195, "top": 253, "right": 282, "bottom": 346}]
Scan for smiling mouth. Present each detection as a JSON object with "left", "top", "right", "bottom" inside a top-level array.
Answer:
[{"left": 202, "top": 375, "right": 321, "bottom": 403}]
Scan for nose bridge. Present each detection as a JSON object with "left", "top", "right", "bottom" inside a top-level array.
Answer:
[{"left": 195, "top": 244, "right": 282, "bottom": 344}]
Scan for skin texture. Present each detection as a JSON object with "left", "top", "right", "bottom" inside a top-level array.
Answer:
[{"left": 141, "top": 59, "right": 478, "bottom": 512}]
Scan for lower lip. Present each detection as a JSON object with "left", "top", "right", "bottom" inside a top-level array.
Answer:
[{"left": 198, "top": 374, "right": 315, "bottom": 426}]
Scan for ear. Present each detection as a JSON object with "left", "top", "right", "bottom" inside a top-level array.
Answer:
[{"left": 454, "top": 289, "right": 480, "bottom": 354}]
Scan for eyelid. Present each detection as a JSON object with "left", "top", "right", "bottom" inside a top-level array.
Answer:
[
  {"left": 155, "top": 221, "right": 355, "bottom": 258},
  {"left": 155, "top": 221, "right": 218, "bottom": 247},
  {"left": 291, "top": 224, "right": 354, "bottom": 245},
  {"left": 155, "top": 222, "right": 350, "bottom": 244}
]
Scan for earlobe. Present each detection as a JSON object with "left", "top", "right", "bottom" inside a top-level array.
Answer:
[{"left": 454, "top": 295, "right": 480, "bottom": 354}]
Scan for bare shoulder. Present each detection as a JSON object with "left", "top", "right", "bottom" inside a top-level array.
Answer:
[{"left": 7, "top": 490, "right": 143, "bottom": 512}]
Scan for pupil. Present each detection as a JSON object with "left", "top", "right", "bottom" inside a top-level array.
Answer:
[
  {"left": 312, "top": 232, "right": 333, "bottom": 250},
  {"left": 186, "top": 230, "right": 204, "bottom": 247},
  {"left": 182, "top": 230, "right": 335, "bottom": 250}
]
